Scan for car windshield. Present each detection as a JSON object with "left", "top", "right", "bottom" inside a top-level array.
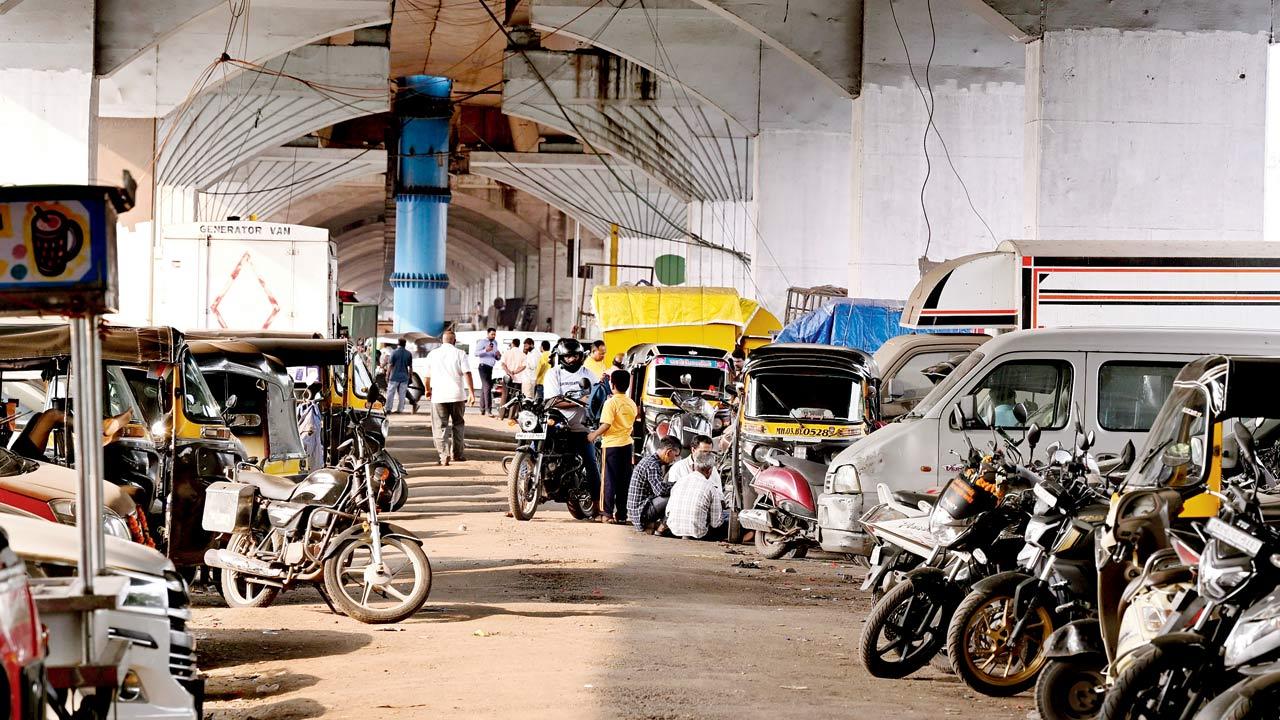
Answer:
[
  {"left": 909, "top": 351, "right": 986, "bottom": 419},
  {"left": 180, "top": 356, "right": 223, "bottom": 424},
  {"left": 749, "top": 373, "right": 862, "bottom": 422},
  {"left": 0, "top": 446, "right": 35, "bottom": 477},
  {"left": 1127, "top": 385, "right": 1210, "bottom": 488}
]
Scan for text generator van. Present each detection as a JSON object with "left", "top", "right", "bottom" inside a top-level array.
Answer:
[{"left": 814, "top": 326, "right": 1280, "bottom": 556}]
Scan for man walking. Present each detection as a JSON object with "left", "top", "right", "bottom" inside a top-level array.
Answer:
[
  {"left": 627, "top": 436, "right": 682, "bottom": 533},
  {"left": 424, "top": 330, "right": 475, "bottom": 465},
  {"left": 386, "top": 339, "right": 414, "bottom": 414},
  {"left": 475, "top": 327, "right": 501, "bottom": 417},
  {"left": 665, "top": 450, "right": 726, "bottom": 540},
  {"left": 588, "top": 370, "right": 637, "bottom": 523}
]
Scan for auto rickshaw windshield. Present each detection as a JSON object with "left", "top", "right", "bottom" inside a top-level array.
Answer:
[
  {"left": 748, "top": 373, "right": 863, "bottom": 422},
  {"left": 1127, "top": 384, "right": 1211, "bottom": 489},
  {"left": 180, "top": 355, "right": 222, "bottom": 423},
  {"left": 647, "top": 360, "right": 726, "bottom": 397}
]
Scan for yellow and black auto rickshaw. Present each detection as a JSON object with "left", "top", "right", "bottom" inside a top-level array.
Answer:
[{"left": 624, "top": 343, "right": 735, "bottom": 455}]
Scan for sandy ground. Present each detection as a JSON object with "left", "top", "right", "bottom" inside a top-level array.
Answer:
[{"left": 193, "top": 412, "right": 1034, "bottom": 720}]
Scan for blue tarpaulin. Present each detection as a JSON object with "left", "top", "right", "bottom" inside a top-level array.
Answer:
[{"left": 776, "top": 298, "right": 954, "bottom": 353}]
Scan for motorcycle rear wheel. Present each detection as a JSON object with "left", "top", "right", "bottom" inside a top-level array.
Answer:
[
  {"left": 219, "top": 532, "right": 281, "bottom": 609},
  {"left": 507, "top": 451, "right": 540, "bottom": 521},
  {"left": 858, "top": 573, "right": 950, "bottom": 679},
  {"left": 323, "top": 534, "right": 432, "bottom": 624},
  {"left": 1036, "top": 658, "right": 1105, "bottom": 720}
]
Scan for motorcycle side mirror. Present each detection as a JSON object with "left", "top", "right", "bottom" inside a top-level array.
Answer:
[
  {"left": 1118, "top": 439, "right": 1135, "bottom": 471},
  {"left": 1080, "top": 430, "right": 1095, "bottom": 452},
  {"left": 227, "top": 413, "right": 262, "bottom": 429},
  {"left": 1013, "top": 402, "right": 1030, "bottom": 426},
  {"left": 1026, "top": 423, "right": 1042, "bottom": 450},
  {"left": 1045, "top": 440, "right": 1061, "bottom": 457},
  {"left": 580, "top": 378, "right": 592, "bottom": 391},
  {"left": 949, "top": 405, "right": 965, "bottom": 431},
  {"left": 366, "top": 385, "right": 382, "bottom": 405},
  {"left": 680, "top": 373, "right": 693, "bottom": 387},
  {"left": 223, "top": 394, "right": 238, "bottom": 412},
  {"left": 1235, "top": 421, "right": 1258, "bottom": 466},
  {"left": 954, "top": 395, "right": 978, "bottom": 429}
]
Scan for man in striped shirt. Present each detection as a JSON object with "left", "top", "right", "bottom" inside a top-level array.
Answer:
[
  {"left": 627, "top": 435, "right": 682, "bottom": 532},
  {"left": 665, "top": 450, "right": 726, "bottom": 540}
]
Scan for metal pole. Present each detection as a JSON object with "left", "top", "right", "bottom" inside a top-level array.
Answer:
[
  {"left": 609, "top": 223, "right": 619, "bottom": 286},
  {"left": 572, "top": 220, "right": 581, "bottom": 336},
  {"left": 69, "top": 315, "right": 105, "bottom": 664}
]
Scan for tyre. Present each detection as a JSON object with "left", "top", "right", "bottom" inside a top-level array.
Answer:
[
  {"left": 1200, "top": 676, "right": 1280, "bottom": 720},
  {"left": 947, "top": 579, "right": 1057, "bottom": 697},
  {"left": 507, "top": 451, "right": 539, "bottom": 520},
  {"left": 754, "top": 525, "right": 796, "bottom": 560},
  {"left": 858, "top": 573, "right": 952, "bottom": 679},
  {"left": 1036, "top": 658, "right": 1106, "bottom": 720},
  {"left": 1099, "top": 641, "right": 1213, "bottom": 720},
  {"left": 565, "top": 484, "right": 597, "bottom": 521},
  {"left": 218, "top": 532, "right": 281, "bottom": 609},
  {"left": 726, "top": 437, "right": 744, "bottom": 543},
  {"left": 323, "top": 533, "right": 432, "bottom": 624}
]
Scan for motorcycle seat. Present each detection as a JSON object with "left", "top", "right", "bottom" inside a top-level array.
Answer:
[
  {"left": 238, "top": 469, "right": 298, "bottom": 501},
  {"left": 776, "top": 455, "right": 828, "bottom": 488},
  {"left": 893, "top": 490, "right": 936, "bottom": 508}
]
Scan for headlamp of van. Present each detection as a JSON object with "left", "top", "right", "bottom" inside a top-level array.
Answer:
[
  {"left": 831, "top": 464, "right": 860, "bottom": 494},
  {"left": 111, "top": 570, "right": 168, "bottom": 614},
  {"left": 47, "top": 500, "right": 131, "bottom": 540},
  {"left": 517, "top": 410, "right": 539, "bottom": 432}
]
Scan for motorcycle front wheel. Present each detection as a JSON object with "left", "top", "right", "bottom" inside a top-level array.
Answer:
[
  {"left": 1098, "top": 640, "right": 1213, "bottom": 720},
  {"left": 858, "top": 572, "right": 952, "bottom": 679},
  {"left": 507, "top": 450, "right": 540, "bottom": 520},
  {"left": 323, "top": 534, "right": 432, "bottom": 624},
  {"left": 219, "top": 531, "right": 281, "bottom": 609},
  {"left": 1036, "top": 658, "right": 1106, "bottom": 720},
  {"left": 947, "top": 580, "right": 1056, "bottom": 696}
]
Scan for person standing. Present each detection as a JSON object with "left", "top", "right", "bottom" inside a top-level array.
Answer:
[
  {"left": 475, "top": 327, "right": 501, "bottom": 417},
  {"left": 386, "top": 339, "right": 413, "bottom": 414},
  {"left": 424, "top": 330, "right": 475, "bottom": 465},
  {"left": 584, "top": 340, "right": 609, "bottom": 379},
  {"left": 588, "top": 370, "right": 638, "bottom": 524},
  {"left": 534, "top": 340, "right": 552, "bottom": 398},
  {"left": 520, "top": 338, "right": 539, "bottom": 400},
  {"left": 665, "top": 450, "right": 726, "bottom": 540},
  {"left": 498, "top": 338, "right": 525, "bottom": 417},
  {"left": 627, "top": 436, "right": 682, "bottom": 533}
]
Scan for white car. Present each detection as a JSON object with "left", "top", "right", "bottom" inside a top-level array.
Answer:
[{"left": 0, "top": 512, "right": 201, "bottom": 719}]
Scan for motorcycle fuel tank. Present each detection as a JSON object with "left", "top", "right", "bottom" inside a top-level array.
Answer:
[{"left": 752, "top": 466, "right": 817, "bottom": 515}]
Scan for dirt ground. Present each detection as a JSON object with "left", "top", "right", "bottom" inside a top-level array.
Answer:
[{"left": 193, "top": 413, "right": 1035, "bottom": 720}]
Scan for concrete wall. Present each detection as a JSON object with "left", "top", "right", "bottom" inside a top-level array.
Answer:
[{"left": 96, "top": 117, "right": 156, "bottom": 227}]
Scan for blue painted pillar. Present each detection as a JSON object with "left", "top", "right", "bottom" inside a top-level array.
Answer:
[{"left": 391, "top": 75, "right": 452, "bottom": 335}]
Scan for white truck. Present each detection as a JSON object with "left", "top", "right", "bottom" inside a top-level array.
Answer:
[
  {"left": 904, "top": 240, "right": 1280, "bottom": 331},
  {"left": 153, "top": 221, "right": 337, "bottom": 335}
]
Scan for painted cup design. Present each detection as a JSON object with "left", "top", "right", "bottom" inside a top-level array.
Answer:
[{"left": 30, "top": 206, "right": 83, "bottom": 277}]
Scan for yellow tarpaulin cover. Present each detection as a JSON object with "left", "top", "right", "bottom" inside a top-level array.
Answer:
[
  {"left": 739, "top": 298, "right": 782, "bottom": 353},
  {"left": 592, "top": 286, "right": 775, "bottom": 354}
]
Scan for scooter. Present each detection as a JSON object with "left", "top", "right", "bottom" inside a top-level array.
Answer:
[{"left": 737, "top": 450, "right": 830, "bottom": 559}]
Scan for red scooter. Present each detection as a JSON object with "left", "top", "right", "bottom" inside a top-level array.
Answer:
[{"left": 737, "top": 452, "right": 829, "bottom": 559}]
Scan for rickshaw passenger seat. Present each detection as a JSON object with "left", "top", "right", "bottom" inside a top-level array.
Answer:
[{"left": 238, "top": 469, "right": 299, "bottom": 501}]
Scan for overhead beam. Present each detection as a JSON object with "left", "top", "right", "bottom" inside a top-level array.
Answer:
[{"left": 198, "top": 147, "right": 386, "bottom": 222}]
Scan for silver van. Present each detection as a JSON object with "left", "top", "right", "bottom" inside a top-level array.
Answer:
[{"left": 816, "top": 327, "right": 1280, "bottom": 556}]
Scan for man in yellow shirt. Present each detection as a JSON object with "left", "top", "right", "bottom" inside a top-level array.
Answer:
[
  {"left": 584, "top": 340, "right": 609, "bottom": 380},
  {"left": 534, "top": 339, "right": 552, "bottom": 396},
  {"left": 588, "top": 369, "right": 638, "bottom": 523}
]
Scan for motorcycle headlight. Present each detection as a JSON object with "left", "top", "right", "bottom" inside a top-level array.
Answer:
[
  {"left": 1225, "top": 591, "right": 1280, "bottom": 666},
  {"left": 380, "top": 417, "right": 391, "bottom": 438},
  {"left": 48, "top": 500, "right": 131, "bottom": 540},
  {"left": 830, "top": 464, "right": 860, "bottom": 494},
  {"left": 928, "top": 502, "right": 972, "bottom": 548},
  {"left": 1200, "top": 541, "right": 1252, "bottom": 601},
  {"left": 517, "top": 410, "right": 539, "bottom": 432}
]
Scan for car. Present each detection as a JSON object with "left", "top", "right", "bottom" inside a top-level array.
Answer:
[
  {"left": 0, "top": 445, "right": 148, "bottom": 545},
  {"left": 0, "top": 525, "right": 44, "bottom": 720}
]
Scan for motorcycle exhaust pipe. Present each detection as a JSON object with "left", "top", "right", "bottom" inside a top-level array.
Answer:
[{"left": 203, "top": 548, "right": 286, "bottom": 579}]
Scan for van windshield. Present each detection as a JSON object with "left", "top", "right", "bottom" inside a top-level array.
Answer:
[{"left": 908, "top": 351, "right": 985, "bottom": 419}]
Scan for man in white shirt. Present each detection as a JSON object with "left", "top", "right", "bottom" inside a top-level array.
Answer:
[
  {"left": 542, "top": 339, "right": 602, "bottom": 515},
  {"left": 665, "top": 450, "right": 725, "bottom": 539},
  {"left": 424, "top": 329, "right": 475, "bottom": 465},
  {"left": 668, "top": 435, "right": 719, "bottom": 486},
  {"left": 520, "top": 337, "right": 539, "bottom": 400}
]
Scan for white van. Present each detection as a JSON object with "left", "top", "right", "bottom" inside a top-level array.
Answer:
[{"left": 815, "top": 327, "right": 1280, "bottom": 556}]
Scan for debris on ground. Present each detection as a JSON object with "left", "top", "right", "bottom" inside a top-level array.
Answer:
[
  {"left": 473, "top": 629, "right": 499, "bottom": 638},
  {"left": 732, "top": 560, "right": 761, "bottom": 569}
]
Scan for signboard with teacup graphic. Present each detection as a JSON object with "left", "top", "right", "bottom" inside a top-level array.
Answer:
[{"left": 0, "top": 185, "right": 129, "bottom": 315}]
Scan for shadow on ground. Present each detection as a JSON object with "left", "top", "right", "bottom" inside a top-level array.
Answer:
[{"left": 196, "top": 627, "right": 373, "bottom": 670}]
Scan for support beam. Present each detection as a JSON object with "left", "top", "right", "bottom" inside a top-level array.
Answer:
[
  {"left": 199, "top": 147, "right": 386, "bottom": 222},
  {"left": 94, "top": 1, "right": 221, "bottom": 76}
]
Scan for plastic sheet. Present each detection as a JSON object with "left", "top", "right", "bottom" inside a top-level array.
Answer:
[{"left": 776, "top": 298, "right": 955, "bottom": 353}]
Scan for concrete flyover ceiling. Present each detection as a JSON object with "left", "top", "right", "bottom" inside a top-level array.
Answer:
[
  {"left": 198, "top": 146, "right": 386, "bottom": 222},
  {"left": 685, "top": 0, "right": 862, "bottom": 96},
  {"left": 155, "top": 44, "right": 389, "bottom": 190},
  {"left": 279, "top": 174, "right": 385, "bottom": 228},
  {"left": 468, "top": 151, "right": 687, "bottom": 241},
  {"left": 530, "top": 0, "right": 849, "bottom": 134},
  {"left": 334, "top": 220, "right": 511, "bottom": 303},
  {"left": 978, "top": 0, "right": 1275, "bottom": 39},
  {"left": 96, "top": 0, "right": 391, "bottom": 117},
  {"left": 503, "top": 49, "right": 751, "bottom": 202}
]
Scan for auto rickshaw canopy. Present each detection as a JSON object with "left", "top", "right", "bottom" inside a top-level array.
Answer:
[
  {"left": 592, "top": 286, "right": 778, "bottom": 354},
  {"left": 0, "top": 324, "right": 182, "bottom": 366}
]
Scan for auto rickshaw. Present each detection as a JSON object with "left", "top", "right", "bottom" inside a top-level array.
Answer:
[
  {"left": 623, "top": 344, "right": 735, "bottom": 455},
  {"left": 187, "top": 339, "right": 308, "bottom": 477},
  {"left": 731, "top": 343, "right": 881, "bottom": 539}
]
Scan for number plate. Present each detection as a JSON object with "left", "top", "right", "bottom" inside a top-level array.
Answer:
[
  {"left": 515, "top": 431, "right": 547, "bottom": 441},
  {"left": 1207, "top": 517, "right": 1264, "bottom": 557}
]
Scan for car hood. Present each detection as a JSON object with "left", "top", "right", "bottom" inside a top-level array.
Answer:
[
  {"left": 0, "top": 459, "right": 136, "bottom": 516},
  {"left": 0, "top": 513, "right": 170, "bottom": 575},
  {"left": 828, "top": 418, "right": 920, "bottom": 476}
]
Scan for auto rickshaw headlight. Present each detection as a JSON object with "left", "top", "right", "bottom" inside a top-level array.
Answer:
[
  {"left": 831, "top": 464, "right": 860, "bottom": 494},
  {"left": 517, "top": 410, "right": 539, "bottom": 432}
]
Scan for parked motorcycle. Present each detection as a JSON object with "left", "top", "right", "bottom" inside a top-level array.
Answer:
[
  {"left": 201, "top": 388, "right": 432, "bottom": 624},
  {"left": 737, "top": 450, "right": 830, "bottom": 559},
  {"left": 947, "top": 422, "right": 1111, "bottom": 696},
  {"left": 1100, "top": 423, "right": 1280, "bottom": 720},
  {"left": 507, "top": 379, "right": 599, "bottom": 521}
]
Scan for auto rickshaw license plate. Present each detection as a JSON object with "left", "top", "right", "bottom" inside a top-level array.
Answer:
[{"left": 516, "top": 431, "right": 547, "bottom": 440}]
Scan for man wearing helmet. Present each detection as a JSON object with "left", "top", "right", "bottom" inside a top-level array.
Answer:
[{"left": 543, "top": 338, "right": 603, "bottom": 517}]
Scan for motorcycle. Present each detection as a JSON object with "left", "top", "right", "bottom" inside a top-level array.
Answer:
[
  {"left": 1100, "top": 422, "right": 1280, "bottom": 720},
  {"left": 507, "top": 378, "right": 599, "bottom": 521},
  {"left": 737, "top": 449, "right": 831, "bottom": 559},
  {"left": 858, "top": 420, "right": 1038, "bottom": 679},
  {"left": 201, "top": 388, "right": 432, "bottom": 624},
  {"left": 947, "top": 418, "right": 1111, "bottom": 697}
]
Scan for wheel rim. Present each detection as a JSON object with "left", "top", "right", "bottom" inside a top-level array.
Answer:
[
  {"left": 876, "top": 593, "right": 940, "bottom": 665},
  {"left": 227, "top": 534, "right": 275, "bottom": 604},
  {"left": 1061, "top": 670, "right": 1104, "bottom": 717},
  {"left": 334, "top": 537, "right": 425, "bottom": 614},
  {"left": 516, "top": 457, "right": 538, "bottom": 515},
  {"left": 962, "top": 594, "right": 1053, "bottom": 687}
]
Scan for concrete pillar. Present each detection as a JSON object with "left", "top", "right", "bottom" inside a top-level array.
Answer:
[
  {"left": 1017, "top": 10, "right": 1270, "bottom": 240},
  {"left": 0, "top": 0, "right": 96, "bottom": 184},
  {"left": 753, "top": 126, "right": 853, "bottom": 311}
]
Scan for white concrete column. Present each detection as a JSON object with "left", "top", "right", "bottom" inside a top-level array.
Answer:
[
  {"left": 752, "top": 126, "right": 853, "bottom": 312},
  {"left": 0, "top": 0, "right": 96, "bottom": 184},
  {"left": 1024, "top": 28, "right": 1268, "bottom": 240}
]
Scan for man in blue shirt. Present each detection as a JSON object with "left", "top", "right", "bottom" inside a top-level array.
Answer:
[
  {"left": 386, "top": 338, "right": 414, "bottom": 413},
  {"left": 475, "top": 327, "right": 501, "bottom": 417}
]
